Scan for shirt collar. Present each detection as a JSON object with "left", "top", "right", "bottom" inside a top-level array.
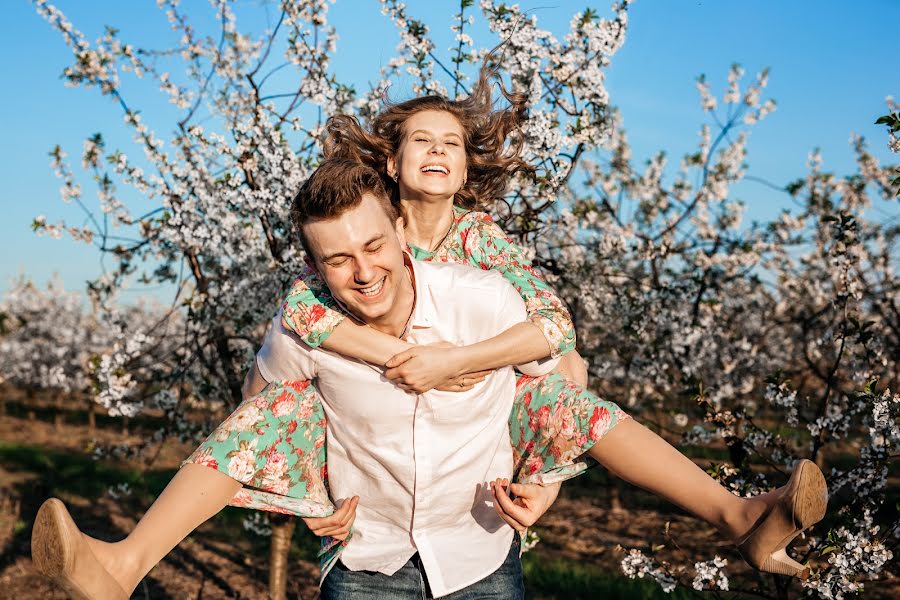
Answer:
[{"left": 403, "top": 250, "right": 436, "bottom": 333}]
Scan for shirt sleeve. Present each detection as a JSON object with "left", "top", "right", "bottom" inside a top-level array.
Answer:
[
  {"left": 463, "top": 213, "right": 576, "bottom": 358},
  {"left": 280, "top": 263, "right": 349, "bottom": 348},
  {"left": 490, "top": 272, "right": 561, "bottom": 377},
  {"left": 256, "top": 309, "right": 319, "bottom": 382}
]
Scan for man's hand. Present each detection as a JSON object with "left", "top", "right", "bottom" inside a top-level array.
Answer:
[
  {"left": 301, "top": 495, "right": 359, "bottom": 540},
  {"left": 490, "top": 478, "right": 561, "bottom": 532},
  {"left": 385, "top": 343, "right": 490, "bottom": 393}
]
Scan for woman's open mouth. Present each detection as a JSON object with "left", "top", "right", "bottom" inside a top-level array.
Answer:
[{"left": 420, "top": 164, "right": 450, "bottom": 176}]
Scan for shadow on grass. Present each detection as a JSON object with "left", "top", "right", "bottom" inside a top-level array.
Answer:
[{"left": 523, "top": 553, "right": 702, "bottom": 599}]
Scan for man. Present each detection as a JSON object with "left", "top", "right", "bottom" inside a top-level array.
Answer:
[{"left": 251, "top": 158, "right": 560, "bottom": 598}]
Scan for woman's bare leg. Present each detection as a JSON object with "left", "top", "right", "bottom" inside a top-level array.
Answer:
[
  {"left": 83, "top": 464, "right": 241, "bottom": 594},
  {"left": 588, "top": 418, "right": 775, "bottom": 540}
]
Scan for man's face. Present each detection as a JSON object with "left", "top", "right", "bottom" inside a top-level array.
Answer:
[{"left": 303, "top": 193, "right": 409, "bottom": 328}]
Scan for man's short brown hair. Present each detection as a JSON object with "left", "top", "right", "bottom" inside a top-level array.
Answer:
[{"left": 290, "top": 158, "right": 399, "bottom": 256}]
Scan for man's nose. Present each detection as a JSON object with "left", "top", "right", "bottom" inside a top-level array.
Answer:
[{"left": 354, "top": 255, "right": 377, "bottom": 282}]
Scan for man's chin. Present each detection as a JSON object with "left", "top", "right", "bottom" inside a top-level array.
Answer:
[{"left": 343, "top": 297, "right": 392, "bottom": 325}]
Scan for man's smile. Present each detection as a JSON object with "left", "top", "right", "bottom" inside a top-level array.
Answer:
[{"left": 355, "top": 276, "right": 386, "bottom": 299}]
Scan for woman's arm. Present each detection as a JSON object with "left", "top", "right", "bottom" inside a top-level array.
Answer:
[
  {"left": 469, "top": 213, "right": 577, "bottom": 359},
  {"left": 281, "top": 266, "right": 489, "bottom": 391},
  {"left": 384, "top": 214, "right": 577, "bottom": 391},
  {"left": 281, "top": 263, "right": 412, "bottom": 364}
]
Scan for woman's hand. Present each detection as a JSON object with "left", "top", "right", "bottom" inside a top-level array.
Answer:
[
  {"left": 301, "top": 495, "right": 359, "bottom": 540},
  {"left": 490, "top": 478, "right": 561, "bottom": 532},
  {"left": 385, "top": 343, "right": 490, "bottom": 393}
]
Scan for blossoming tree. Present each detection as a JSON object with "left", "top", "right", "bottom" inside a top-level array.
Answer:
[{"left": 28, "top": 0, "right": 898, "bottom": 597}]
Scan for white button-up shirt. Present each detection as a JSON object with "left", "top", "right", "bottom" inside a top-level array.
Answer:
[{"left": 257, "top": 258, "right": 558, "bottom": 597}]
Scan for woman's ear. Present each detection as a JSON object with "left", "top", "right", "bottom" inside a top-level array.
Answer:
[
  {"left": 387, "top": 156, "right": 398, "bottom": 181},
  {"left": 394, "top": 216, "right": 406, "bottom": 247}
]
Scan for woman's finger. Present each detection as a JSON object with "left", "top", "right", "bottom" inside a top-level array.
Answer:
[
  {"left": 385, "top": 348, "right": 418, "bottom": 368},
  {"left": 384, "top": 366, "right": 405, "bottom": 380},
  {"left": 466, "top": 369, "right": 493, "bottom": 380}
]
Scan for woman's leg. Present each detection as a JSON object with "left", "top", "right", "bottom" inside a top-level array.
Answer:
[
  {"left": 586, "top": 418, "right": 773, "bottom": 540},
  {"left": 33, "top": 379, "right": 331, "bottom": 597},
  {"left": 86, "top": 464, "right": 242, "bottom": 594},
  {"left": 509, "top": 373, "right": 815, "bottom": 556}
]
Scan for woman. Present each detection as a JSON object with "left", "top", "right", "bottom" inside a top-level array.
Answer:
[{"left": 31, "top": 65, "right": 826, "bottom": 599}]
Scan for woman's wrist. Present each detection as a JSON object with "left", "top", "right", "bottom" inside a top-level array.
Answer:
[{"left": 450, "top": 345, "right": 475, "bottom": 376}]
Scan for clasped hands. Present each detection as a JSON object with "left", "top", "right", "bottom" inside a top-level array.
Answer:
[{"left": 383, "top": 341, "right": 492, "bottom": 393}]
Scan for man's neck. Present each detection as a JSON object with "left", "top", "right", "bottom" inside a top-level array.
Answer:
[{"left": 399, "top": 195, "right": 455, "bottom": 251}]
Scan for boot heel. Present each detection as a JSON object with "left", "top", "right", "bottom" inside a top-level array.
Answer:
[
  {"left": 761, "top": 549, "right": 810, "bottom": 580},
  {"left": 736, "top": 460, "right": 827, "bottom": 580}
]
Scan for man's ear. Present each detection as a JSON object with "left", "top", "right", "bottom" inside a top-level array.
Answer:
[{"left": 394, "top": 216, "right": 406, "bottom": 247}]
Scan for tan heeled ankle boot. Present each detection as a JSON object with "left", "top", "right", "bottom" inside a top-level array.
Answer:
[
  {"left": 31, "top": 498, "right": 129, "bottom": 600},
  {"left": 736, "top": 459, "right": 828, "bottom": 580}
]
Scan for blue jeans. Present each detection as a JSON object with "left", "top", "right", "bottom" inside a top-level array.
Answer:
[{"left": 321, "top": 536, "right": 524, "bottom": 600}]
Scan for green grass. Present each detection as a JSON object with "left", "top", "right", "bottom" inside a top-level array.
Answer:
[
  {"left": 522, "top": 554, "right": 699, "bottom": 599},
  {"left": 0, "top": 441, "right": 167, "bottom": 499}
]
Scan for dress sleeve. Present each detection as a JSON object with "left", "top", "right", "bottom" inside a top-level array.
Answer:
[
  {"left": 462, "top": 213, "right": 576, "bottom": 358},
  {"left": 280, "top": 263, "right": 348, "bottom": 348}
]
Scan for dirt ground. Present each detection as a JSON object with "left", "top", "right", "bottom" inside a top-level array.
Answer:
[{"left": 1, "top": 392, "right": 896, "bottom": 599}]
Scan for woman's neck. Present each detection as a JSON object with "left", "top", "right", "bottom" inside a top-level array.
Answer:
[{"left": 400, "top": 195, "right": 455, "bottom": 251}]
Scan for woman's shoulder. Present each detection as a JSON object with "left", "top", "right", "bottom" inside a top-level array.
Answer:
[{"left": 453, "top": 206, "right": 503, "bottom": 232}]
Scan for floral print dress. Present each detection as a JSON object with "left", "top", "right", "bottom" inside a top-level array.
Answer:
[{"left": 185, "top": 207, "right": 629, "bottom": 568}]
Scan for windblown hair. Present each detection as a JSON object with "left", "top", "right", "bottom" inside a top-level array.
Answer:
[
  {"left": 323, "top": 58, "right": 533, "bottom": 210},
  {"left": 290, "top": 158, "right": 398, "bottom": 256}
]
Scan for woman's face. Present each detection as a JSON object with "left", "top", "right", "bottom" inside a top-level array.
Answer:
[{"left": 388, "top": 109, "right": 467, "bottom": 200}]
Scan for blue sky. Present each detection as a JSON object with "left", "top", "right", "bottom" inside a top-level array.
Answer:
[{"left": 1, "top": 0, "right": 896, "bottom": 297}]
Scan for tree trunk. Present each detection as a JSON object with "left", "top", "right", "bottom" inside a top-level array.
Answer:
[
  {"left": 268, "top": 515, "right": 297, "bottom": 600},
  {"left": 87, "top": 397, "right": 96, "bottom": 432},
  {"left": 814, "top": 448, "right": 826, "bottom": 470},
  {"left": 609, "top": 474, "right": 626, "bottom": 513},
  {"left": 121, "top": 415, "right": 130, "bottom": 436},
  {"left": 26, "top": 388, "right": 36, "bottom": 421},
  {"left": 54, "top": 391, "right": 65, "bottom": 430}
]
